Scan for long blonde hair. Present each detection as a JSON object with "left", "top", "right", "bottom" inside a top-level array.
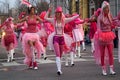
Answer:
[{"left": 100, "top": 1, "right": 113, "bottom": 24}]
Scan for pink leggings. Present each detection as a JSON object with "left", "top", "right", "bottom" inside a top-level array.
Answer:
[{"left": 99, "top": 44, "right": 114, "bottom": 66}]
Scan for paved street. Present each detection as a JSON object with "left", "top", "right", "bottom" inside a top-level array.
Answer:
[{"left": 0, "top": 43, "right": 120, "bottom": 80}]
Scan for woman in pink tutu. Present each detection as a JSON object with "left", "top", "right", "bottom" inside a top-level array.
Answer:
[
  {"left": 45, "top": 6, "right": 79, "bottom": 75},
  {"left": 38, "top": 11, "right": 54, "bottom": 60},
  {"left": 0, "top": 17, "right": 17, "bottom": 62},
  {"left": 17, "top": 6, "right": 45, "bottom": 70},
  {"left": 97, "top": 1, "right": 116, "bottom": 75}
]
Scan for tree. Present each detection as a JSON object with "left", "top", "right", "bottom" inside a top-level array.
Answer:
[
  {"left": 64, "top": 0, "right": 72, "bottom": 14},
  {"left": 14, "top": 0, "right": 49, "bottom": 15},
  {"left": 36, "top": 1, "right": 49, "bottom": 14}
]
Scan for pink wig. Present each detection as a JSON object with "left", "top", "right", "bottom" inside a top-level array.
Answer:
[{"left": 100, "top": 1, "right": 112, "bottom": 24}]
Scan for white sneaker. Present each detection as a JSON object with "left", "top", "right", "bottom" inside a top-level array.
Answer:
[
  {"left": 110, "top": 66, "right": 116, "bottom": 75},
  {"left": 34, "top": 67, "right": 38, "bottom": 70},
  {"left": 102, "top": 70, "right": 107, "bottom": 76},
  {"left": 74, "top": 54, "right": 77, "bottom": 58},
  {"left": 65, "top": 63, "right": 69, "bottom": 67},
  {"left": 7, "top": 59, "right": 10, "bottom": 62},
  {"left": 110, "top": 69, "right": 116, "bottom": 75}
]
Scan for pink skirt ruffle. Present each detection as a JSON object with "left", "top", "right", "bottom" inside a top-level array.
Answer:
[
  {"left": 93, "top": 31, "right": 112, "bottom": 65},
  {"left": 37, "top": 28, "right": 47, "bottom": 38},
  {"left": 72, "top": 28, "right": 83, "bottom": 42},
  {"left": 98, "top": 31, "right": 116, "bottom": 43},
  {"left": 1, "top": 33, "right": 17, "bottom": 51},
  {"left": 47, "top": 32, "right": 73, "bottom": 53},
  {"left": 22, "top": 33, "right": 45, "bottom": 64},
  {"left": 93, "top": 32, "right": 101, "bottom": 65}
]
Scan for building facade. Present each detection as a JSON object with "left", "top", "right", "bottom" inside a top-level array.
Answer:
[{"left": 88, "top": 0, "right": 120, "bottom": 17}]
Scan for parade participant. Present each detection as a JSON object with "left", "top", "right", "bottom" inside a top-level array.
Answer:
[
  {"left": 79, "top": 15, "right": 86, "bottom": 51},
  {"left": 17, "top": 12, "right": 27, "bottom": 42},
  {"left": 97, "top": 1, "right": 116, "bottom": 75},
  {"left": 17, "top": 6, "right": 45, "bottom": 70},
  {"left": 71, "top": 13, "right": 86, "bottom": 58},
  {"left": 87, "top": 12, "right": 97, "bottom": 53},
  {"left": 91, "top": 8, "right": 102, "bottom": 65},
  {"left": 38, "top": 11, "right": 54, "bottom": 60},
  {"left": 0, "top": 17, "right": 17, "bottom": 62},
  {"left": 45, "top": 6, "right": 79, "bottom": 75},
  {"left": 64, "top": 14, "right": 75, "bottom": 67}
]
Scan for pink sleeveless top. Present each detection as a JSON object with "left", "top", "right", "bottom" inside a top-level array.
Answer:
[
  {"left": 55, "top": 22, "right": 64, "bottom": 35},
  {"left": 26, "top": 15, "right": 38, "bottom": 33},
  {"left": 5, "top": 26, "right": 14, "bottom": 35}
]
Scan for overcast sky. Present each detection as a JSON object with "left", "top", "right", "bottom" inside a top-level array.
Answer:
[
  {"left": 9, "top": 0, "right": 50, "bottom": 8},
  {"left": 0, "top": 0, "right": 50, "bottom": 8},
  {"left": 0, "top": 0, "right": 15, "bottom": 8}
]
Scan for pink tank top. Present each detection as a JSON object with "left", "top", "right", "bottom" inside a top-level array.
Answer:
[
  {"left": 55, "top": 22, "right": 64, "bottom": 35},
  {"left": 4, "top": 26, "right": 14, "bottom": 35},
  {"left": 100, "top": 17, "right": 111, "bottom": 32},
  {"left": 26, "top": 15, "right": 38, "bottom": 33}
]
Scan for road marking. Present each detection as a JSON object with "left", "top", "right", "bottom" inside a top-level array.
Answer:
[
  {"left": 36, "top": 59, "right": 55, "bottom": 64},
  {"left": 1, "top": 62, "right": 23, "bottom": 66},
  {"left": 0, "top": 54, "right": 119, "bottom": 67}
]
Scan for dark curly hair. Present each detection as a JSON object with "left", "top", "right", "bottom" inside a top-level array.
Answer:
[{"left": 28, "top": 6, "right": 36, "bottom": 14}]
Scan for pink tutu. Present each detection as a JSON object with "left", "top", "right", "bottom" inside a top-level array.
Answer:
[
  {"left": 37, "top": 26, "right": 47, "bottom": 38},
  {"left": 22, "top": 33, "right": 45, "bottom": 64},
  {"left": 1, "top": 33, "right": 17, "bottom": 51},
  {"left": 93, "top": 31, "right": 112, "bottom": 65},
  {"left": 47, "top": 32, "right": 73, "bottom": 52},
  {"left": 98, "top": 31, "right": 116, "bottom": 43},
  {"left": 72, "top": 28, "right": 83, "bottom": 42}
]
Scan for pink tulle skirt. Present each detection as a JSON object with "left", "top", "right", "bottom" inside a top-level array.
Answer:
[
  {"left": 1, "top": 33, "right": 17, "bottom": 51},
  {"left": 37, "top": 28, "right": 47, "bottom": 38},
  {"left": 47, "top": 32, "right": 73, "bottom": 53},
  {"left": 93, "top": 31, "right": 113, "bottom": 65},
  {"left": 22, "top": 33, "right": 45, "bottom": 64},
  {"left": 72, "top": 28, "right": 83, "bottom": 42},
  {"left": 98, "top": 31, "right": 116, "bottom": 43},
  {"left": 93, "top": 32, "right": 101, "bottom": 65}
]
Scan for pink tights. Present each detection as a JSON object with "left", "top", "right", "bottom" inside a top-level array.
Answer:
[{"left": 100, "top": 44, "right": 114, "bottom": 66}]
